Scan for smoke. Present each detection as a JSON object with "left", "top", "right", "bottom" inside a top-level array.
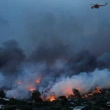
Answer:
[
  {"left": 0, "top": 40, "right": 25, "bottom": 75},
  {"left": 0, "top": 0, "right": 110, "bottom": 99},
  {"left": 29, "top": 39, "right": 69, "bottom": 64},
  {"left": 50, "top": 69, "right": 110, "bottom": 96},
  {"left": 0, "top": 0, "right": 110, "bottom": 55},
  {"left": 0, "top": 39, "right": 109, "bottom": 99}
]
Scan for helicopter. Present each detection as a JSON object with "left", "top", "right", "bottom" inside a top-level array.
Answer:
[{"left": 91, "top": 3, "right": 107, "bottom": 9}]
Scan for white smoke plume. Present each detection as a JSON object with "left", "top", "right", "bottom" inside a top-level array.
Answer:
[
  {"left": 5, "top": 68, "right": 110, "bottom": 99},
  {"left": 6, "top": 63, "right": 46, "bottom": 98},
  {"left": 50, "top": 69, "right": 110, "bottom": 97}
]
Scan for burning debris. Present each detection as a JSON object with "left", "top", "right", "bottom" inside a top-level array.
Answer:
[{"left": 48, "top": 92, "right": 57, "bottom": 102}]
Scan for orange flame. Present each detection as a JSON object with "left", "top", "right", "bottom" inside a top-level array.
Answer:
[
  {"left": 82, "top": 87, "right": 102, "bottom": 98},
  {"left": 47, "top": 92, "right": 57, "bottom": 102},
  {"left": 48, "top": 95, "right": 56, "bottom": 102},
  {"left": 29, "top": 88, "right": 35, "bottom": 92},
  {"left": 95, "top": 87, "right": 101, "bottom": 94},
  {"left": 35, "top": 78, "right": 41, "bottom": 85}
]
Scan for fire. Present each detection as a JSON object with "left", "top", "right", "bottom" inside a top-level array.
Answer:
[
  {"left": 44, "top": 92, "right": 57, "bottom": 102},
  {"left": 35, "top": 78, "right": 41, "bottom": 85},
  {"left": 90, "top": 87, "right": 101, "bottom": 95},
  {"left": 29, "top": 88, "right": 35, "bottom": 92},
  {"left": 82, "top": 87, "right": 102, "bottom": 98},
  {"left": 17, "top": 80, "right": 21, "bottom": 85},
  {"left": 48, "top": 94, "right": 57, "bottom": 102},
  {"left": 50, "top": 92, "right": 57, "bottom": 102},
  {"left": 95, "top": 87, "right": 101, "bottom": 94}
]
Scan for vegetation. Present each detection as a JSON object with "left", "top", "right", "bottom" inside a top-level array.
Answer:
[
  {"left": 0, "top": 89, "right": 110, "bottom": 110},
  {"left": 31, "top": 90, "right": 42, "bottom": 102},
  {"left": 0, "top": 90, "right": 6, "bottom": 98}
]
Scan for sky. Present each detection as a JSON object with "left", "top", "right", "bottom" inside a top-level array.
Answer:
[{"left": 0, "top": 0, "right": 109, "bottom": 56}]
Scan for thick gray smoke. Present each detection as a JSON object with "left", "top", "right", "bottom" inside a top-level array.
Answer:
[
  {"left": 0, "top": 40, "right": 25, "bottom": 75},
  {"left": 0, "top": 0, "right": 110, "bottom": 99},
  {"left": 0, "top": 40, "right": 109, "bottom": 98},
  {"left": 50, "top": 69, "right": 110, "bottom": 96}
]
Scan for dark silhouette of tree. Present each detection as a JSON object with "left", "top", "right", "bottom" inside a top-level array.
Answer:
[
  {"left": 31, "top": 90, "right": 42, "bottom": 102},
  {"left": 58, "top": 96, "right": 68, "bottom": 105},
  {"left": 73, "top": 88, "right": 81, "bottom": 98},
  {"left": 58, "top": 96, "right": 67, "bottom": 101},
  {"left": 0, "top": 90, "right": 6, "bottom": 98}
]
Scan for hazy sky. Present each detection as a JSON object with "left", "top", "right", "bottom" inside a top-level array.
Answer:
[{"left": 0, "top": 0, "right": 109, "bottom": 55}]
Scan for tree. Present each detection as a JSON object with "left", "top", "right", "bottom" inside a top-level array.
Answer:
[
  {"left": 31, "top": 90, "right": 42, "bottom": 102},
  {"left": 0, "top": 90, "right": 6, "bottom": 98},
  {"left": 72, "top": 88, "right": 81, "bottom": 98},
  {"left": 58, "top": 96, "right": 68, "bottom": 105}
]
